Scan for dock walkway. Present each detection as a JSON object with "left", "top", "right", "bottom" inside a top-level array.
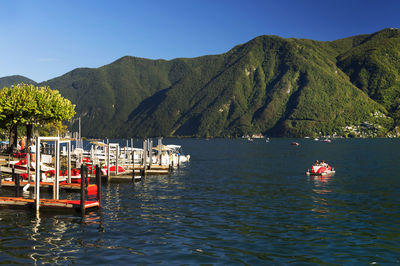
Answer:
[
  {"left": 0, "top": 197, "right": 99, "bottom": 211},
  {"left": 0, "top": 180, "right": 97, "bottom": 191}
]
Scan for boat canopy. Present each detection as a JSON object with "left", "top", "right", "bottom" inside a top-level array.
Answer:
[
  {"left": 165, "top": 145, "right": 181, "bottom": 149},
  {"left": 153, "top": 145, "right": 173, "bottom": 151},
  {"left": 90, "top": 141, "right": 107, "bottom": 147}
]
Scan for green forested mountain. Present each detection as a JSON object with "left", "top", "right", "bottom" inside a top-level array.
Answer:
[
  {"left": 2, "top": 28, "right": 400, "bottom": 138},
  {"left": 0, "top": 75, "right": 37, "bottom": 88}
]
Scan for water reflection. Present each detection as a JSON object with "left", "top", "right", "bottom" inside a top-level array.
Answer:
[
  {"left": 309, "top": 175, "right": 332, "bottom": 217},
  {"left": 18, "top": 207, "right": 104, "bottom": 264},
  {"left": 29, "top": 212, "right": 41, "bottom": 264},
  {"left": 2, "top": 139, "right": 400, "bottom": 264},
  {"left": 81, "top": 211, "right": 103, "bottom": 227}
]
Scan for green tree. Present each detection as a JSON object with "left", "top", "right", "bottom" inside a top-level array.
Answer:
[{"left": 0, "top": 83, "right": 76, "bottom": 151}]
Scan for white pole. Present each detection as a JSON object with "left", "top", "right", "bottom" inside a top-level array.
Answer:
[
  {"left": 67, "top": 141, "right": 71, "bottom": 183},
  {"left": 35, "top": 137, "right": 40, "bottom": 211},
  {"left": 78, "top": 117, "right": 81, "bottom": 148},
  {"left": 158, "top": 138, "right": 162, "bottom": 165},
  {"left": 131, "top": 138, "right": 134, "bottom": 165},
  {"left": 116, "top": 144, "right": 119, "bottom": 175},
  {"left": 54, "top": 138, "right": 60, "bottom": 200},
  {"left": 107, "top": 139, "right": 110, "bottom": 179}
]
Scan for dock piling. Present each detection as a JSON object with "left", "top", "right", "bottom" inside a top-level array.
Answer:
[
  {"left": 149, "top": 139, "right": 153, "bottom": 170},
  {"left": 95, "top": 165, "right": 101, "bottom": 206},
  {"left": 80, "top": 165, "right": 87, "bottom": 214},
  {"left": 13, "top": 165, "right": 20, "bottom": 197},
  {"left": 131, "top": 151, "right": 135, "bottom": 182},
  {"left": 158, "top": 137, "right": 162, "bottom": 165},
  {"left": 143, "top": 140, "right": 148, "bottom": 175}
]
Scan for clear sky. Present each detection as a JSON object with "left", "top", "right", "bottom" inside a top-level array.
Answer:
[{"left": 1, "top": 0, "right": 399, "bottom": 82}]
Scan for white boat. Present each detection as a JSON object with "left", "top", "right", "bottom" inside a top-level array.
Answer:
[{"left": 320, "top": 139, "right": 332, "bottom": 143}]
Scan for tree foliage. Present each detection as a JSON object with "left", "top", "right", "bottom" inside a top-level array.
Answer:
[{"left": 0, "top": 83, "right": 75, "bottom": 148}]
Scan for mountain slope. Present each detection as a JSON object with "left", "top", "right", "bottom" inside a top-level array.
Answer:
[
  {"left": 119, "top": 34, "right": 393, "bottom": 137},
  {"left": 336, "top": 28, "right": 400, "bottom": 121},
  {"left": 2, "top": 28, "right": 399, "bottom": 138},
  {"left": 41, "top": 57, "right": 177, "bottom": 136}
]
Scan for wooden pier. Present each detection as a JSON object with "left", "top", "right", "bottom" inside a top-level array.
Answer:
[
  {"left": 105, "top": 174, "right": 143, "bottom": 181},
  {"left": 0, "top": 197, "right": 99, "bottom": 211},
  {"left": 0, "top": 166, "right": 29, "bottom": 175},
  {"left": 95, "top": 138, "right": 183, "bottom": 180},
  {"left": 0, "top": 180, "right": 98, "bottom": 191},
  {"left": 0, "top": 136, "right": 189, "bottom": 214},
  {"left": 104, "top": 167, "right": 169, "bottom": 182},
  {"left": 0, "top": 137, "right": 102, "bottom": 213}
]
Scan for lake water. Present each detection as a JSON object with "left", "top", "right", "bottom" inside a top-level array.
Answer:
[{"left": 1, "top": 138, "right": 400, "bottom": 264}]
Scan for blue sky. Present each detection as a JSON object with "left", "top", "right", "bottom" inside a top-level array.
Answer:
[{"left": 1, "top": 0, "right": 399, "bottom": 82}]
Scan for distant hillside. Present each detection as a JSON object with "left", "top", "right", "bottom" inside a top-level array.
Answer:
[
  {"left": 337, "top": 28, "right": 400, "bottom": 121},
  {"left": 117, "top": 31, "right": 395, "bottom": 138},
  {"left": 3, "top": 28, "right": 400, "bottom": 138},
  {"left": 0, "top": 75, "right": 37, "bottom": 88}
]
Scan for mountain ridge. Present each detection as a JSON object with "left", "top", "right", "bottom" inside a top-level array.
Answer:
[{"left": 1, "top": 28, "right": 400, "bottom": 138}]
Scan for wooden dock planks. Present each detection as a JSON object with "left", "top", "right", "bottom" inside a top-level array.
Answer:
[
  {"left": 0, "top": 166, "right": 28, "bottom": 175},
  {"left": 0, "top": 180, "right": 98, "bottom": 191},
  {"left": 0, "top": 196, "right": 99, "bottom": 210}
]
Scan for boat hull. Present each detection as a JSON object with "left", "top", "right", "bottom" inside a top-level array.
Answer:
[
  {"left": 306, "top": 170, "right": 335, "bottom": 176},
  {"left": 306, "top": 164, "right": 335, "bottom": 176}
]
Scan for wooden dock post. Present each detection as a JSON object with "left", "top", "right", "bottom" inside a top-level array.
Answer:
[
  {"left": 130, "top": 138, "right": 134, "bottom": 164},
  {"left": 27, "top": 150, "right": 31, "bottom": 183},
  {"left": 80, "top": 165, "right": 87, "bottom": 214},
  {"left": 132, "top": 148, "right": 135, "bottom": 167},
  {"left": 149, "top": 139, "right": 153, "bottom": 170},
  {"left": 131, "top": 150, "right": 136, "bottom": 182},
  {"left": 170, "top": 152, "right": 175, "bottom": 169},
  {"left": 158, "top": 137, "right": 162, "bottom": 165},
  {"left": 13, "top": 165, "right": 20, "bottom": 197},
  {"left": 143, "top": 139, "right": 147, "bottom": 175},
  {"left": 95, "top": 165, "right": 101, "bottom": 206}
]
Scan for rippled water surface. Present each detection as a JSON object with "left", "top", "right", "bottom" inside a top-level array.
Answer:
[{"left": 1, "top": 138, "right": 400, "bottom": 264}]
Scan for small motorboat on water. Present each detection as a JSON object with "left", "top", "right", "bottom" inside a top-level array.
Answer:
[
  {"left": 291, "top": 142, "right": 300, "bottom": 146},
  {"left": 306, "top": 161, "right": 335, "bottom": 176}
]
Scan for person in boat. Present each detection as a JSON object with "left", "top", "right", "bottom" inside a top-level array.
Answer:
[
  {"left": 314, "top": 160, "right": 319, "bottom": 166},
  {"left": 321, "top": 160, "right": 327, "bottom": 166}
]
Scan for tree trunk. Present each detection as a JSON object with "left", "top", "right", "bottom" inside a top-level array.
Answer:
[
  {"left": 8, "top": 125, "right": 18, "bottom": 153},
  {"left": 13, "top": 126, "right": 18, "bottom": 151},
  {"left": 26, "top": 123, "right": 33, "bottom": 153}
]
